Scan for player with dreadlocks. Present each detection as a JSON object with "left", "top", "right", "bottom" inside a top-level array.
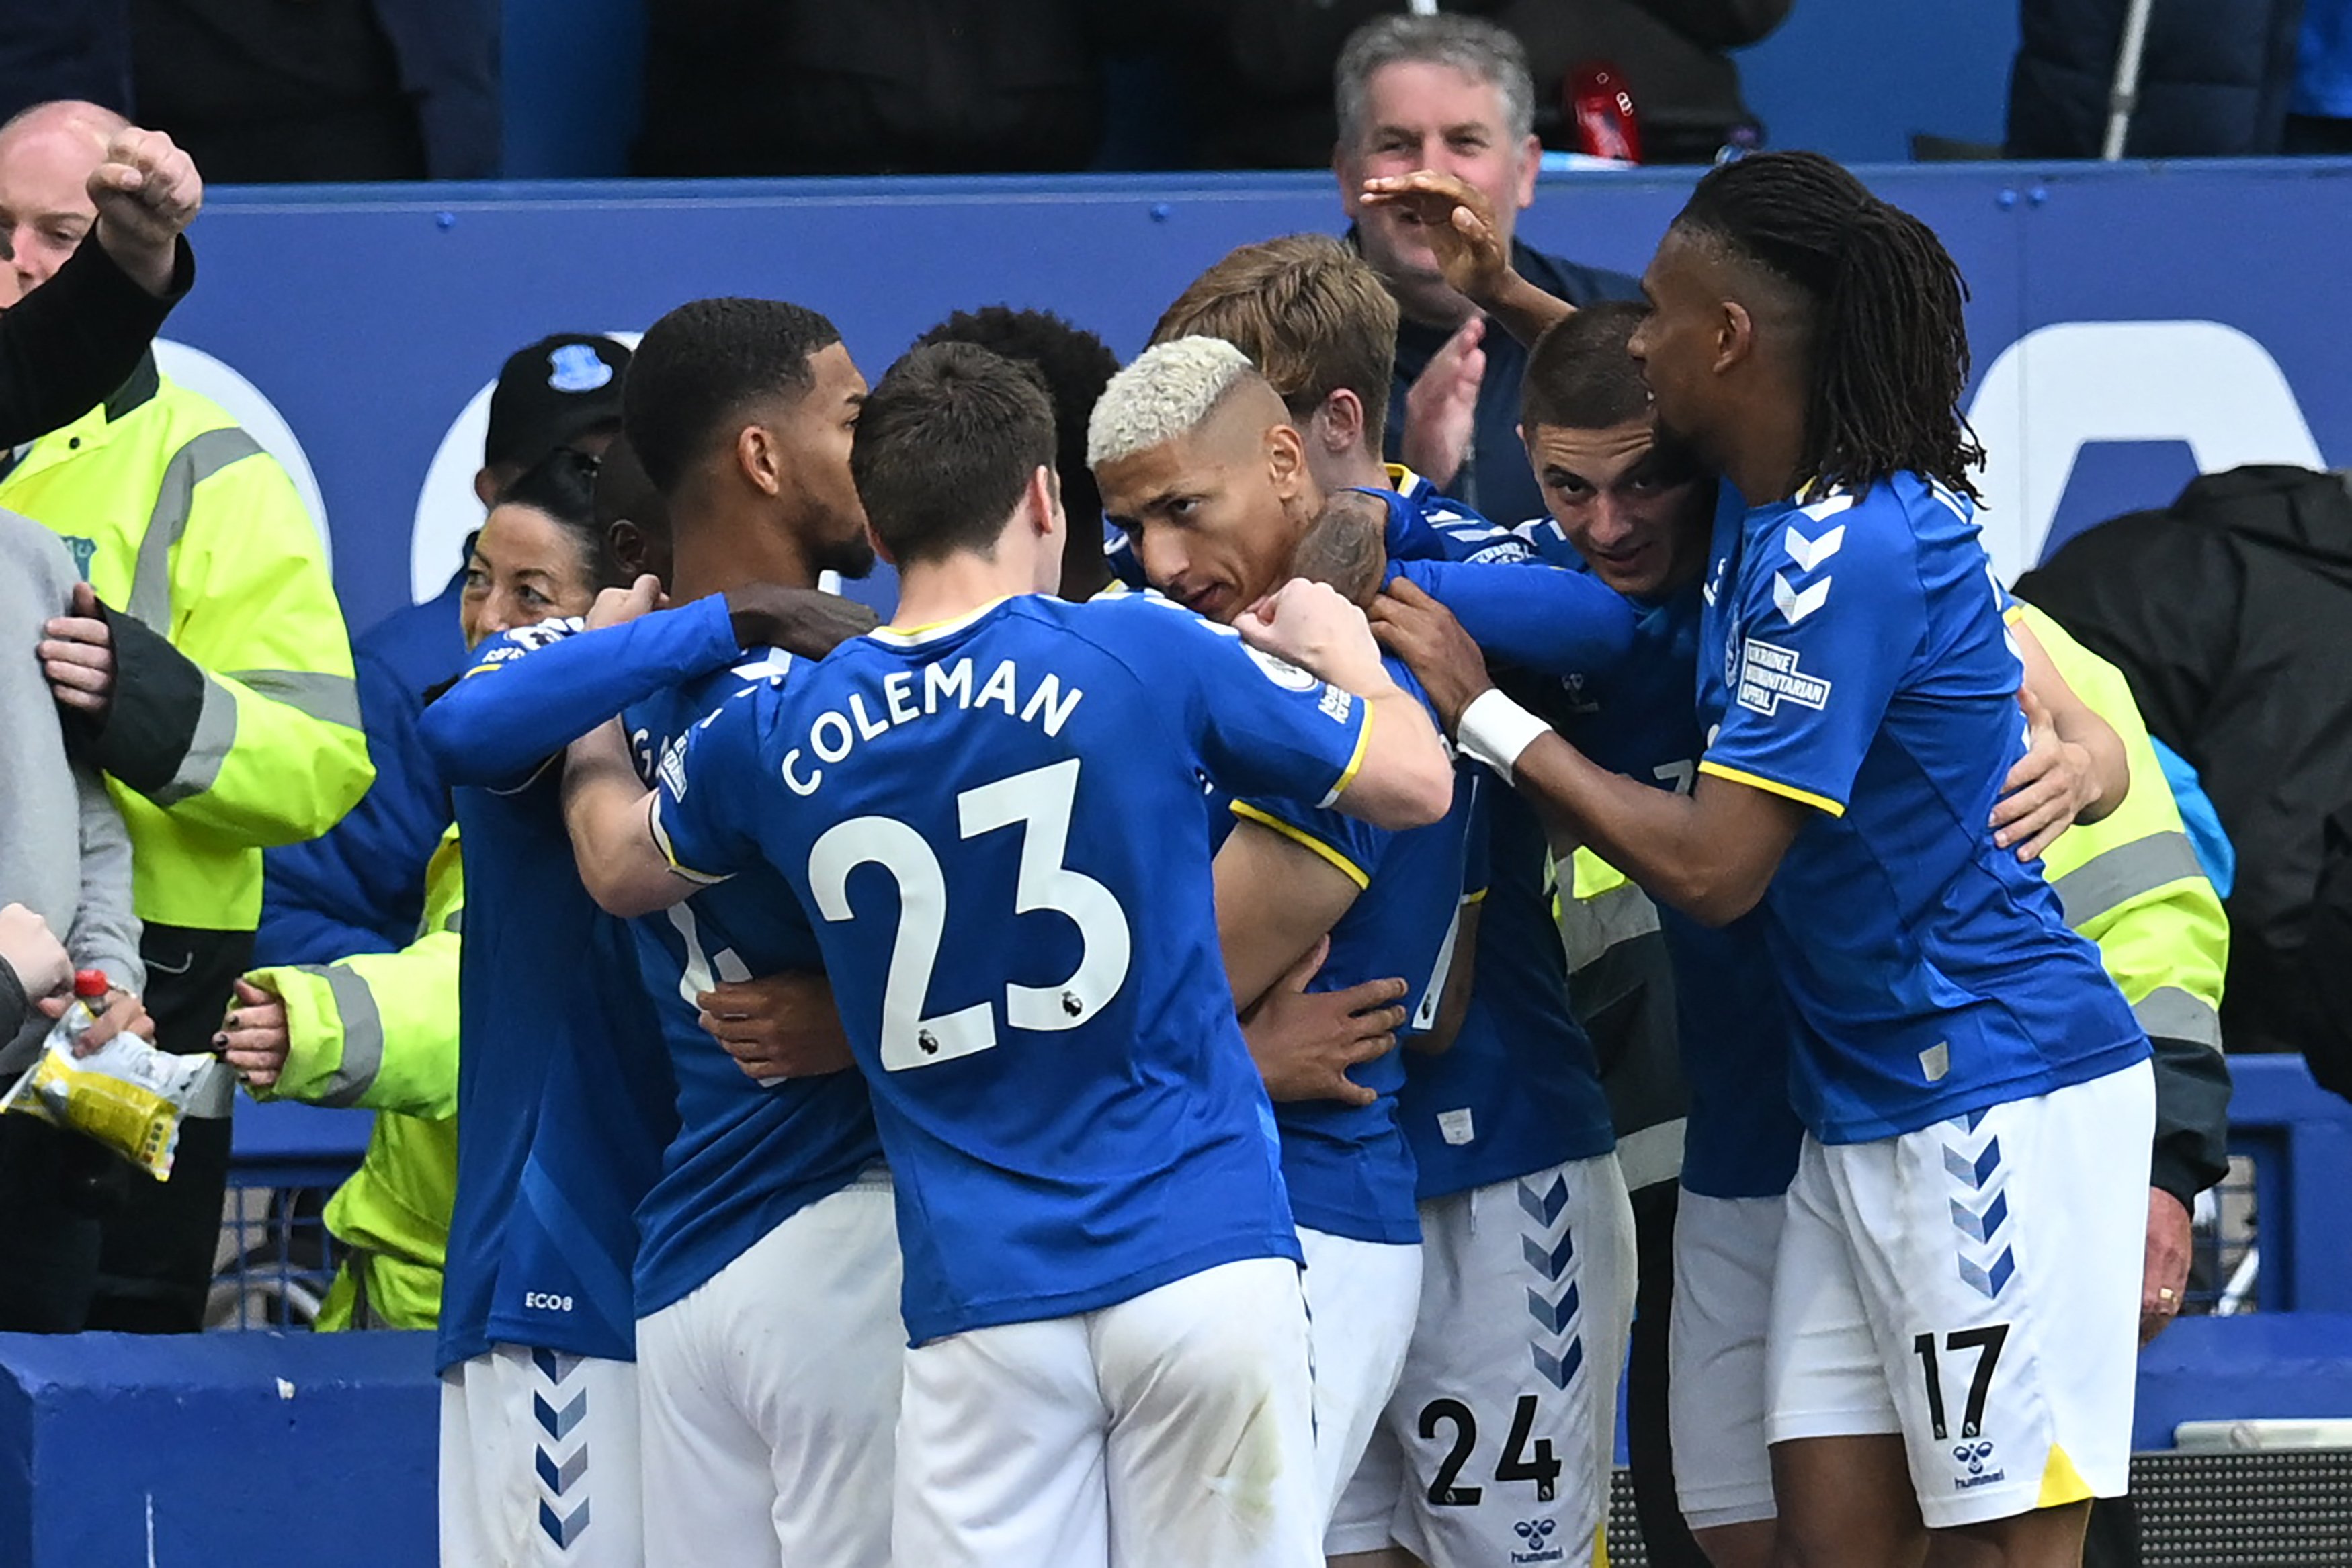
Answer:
[{"left": 1370, "top": 151, "right": 2155, "bottom": 1568}]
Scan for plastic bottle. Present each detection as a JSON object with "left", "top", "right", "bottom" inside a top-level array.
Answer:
[
  {"left": 5, "top": 972, "right": 232, "bottom": 1180},
  {"left": 44, "top": 969, "right": 110, "bottom": 1054}
]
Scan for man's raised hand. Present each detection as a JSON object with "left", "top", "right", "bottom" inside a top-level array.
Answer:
[
  {"left": 1359, "top": 171, "right": 1511, "bottom": 304},
  {"left": 89, "top": 128, "right": 202, "bottom": 297},
  {"left": 1399, "top": 317, "right": 1484, "bottom": 492}
]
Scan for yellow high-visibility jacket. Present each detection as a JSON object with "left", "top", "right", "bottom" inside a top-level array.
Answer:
[
  {"left": 2017, "top": 605, "right": 2228, "bottom": 1044},
  {"left": 247, "top": 827, "right": 462, "bottom": 1330},
  {"left": 2017, "top": 605, "right": 2231, "bottom": 1201},
  {"left": 0, "top": 361, "right": 373, "bottom": 931}
]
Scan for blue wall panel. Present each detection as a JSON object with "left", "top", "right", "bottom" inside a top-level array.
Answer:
[{"left": 0, "top": 1331, "right": 437, "bottom": 1567}]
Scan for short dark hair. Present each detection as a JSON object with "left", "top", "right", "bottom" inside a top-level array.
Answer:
[
  {"left": 913, "top": 306, "right": 1120, "bottom": 528},
  {"left": 1521, "top": 302, "right": 1652, "bottom": 433},
  {"left": 1672, "top": 151, "right": 1984, "bottom": 500},
  {"left": 853, "top": 343, "right": 1055, "bottom": 568},
  {"left": 622, "top": 297, "right": 842, "bottom": 497},
  {"left": 494, "top": 447, "right": 623, "bottom": 591}
]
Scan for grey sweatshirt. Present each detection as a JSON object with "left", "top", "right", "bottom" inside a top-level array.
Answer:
[{"left": 0, "top": 509, "right": 141, "bottom": 1060}]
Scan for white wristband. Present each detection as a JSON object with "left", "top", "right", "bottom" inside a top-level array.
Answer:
[{"left": 1454, "top": 689, "right": 1551, "bottom": 783}]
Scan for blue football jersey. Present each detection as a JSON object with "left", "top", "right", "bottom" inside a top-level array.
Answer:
[
  {"left": 653, "top": 593, "right": 1376, "bottom": 1345},
  {"left": 622, "top": 656, "right": 886, "bottom": 1318},
  {"left": 429, "top": 621, "right": 679, "bottom": 1370},
  {"left": 1394, "top": 543, "right": 1808, "bottom": 1197},
  {"left": 1231, "top": 654, "right": 1473, "bottom": 1245},
  {"left": 1697, "top": 474, "right": 2150, "bottom": 1142},
  {"left": 1560, "top": 585, "right": 1804, "bottom": 1200},
  {"left": 1386, "top": 517, "right": 1620, "bottom": 1198}
]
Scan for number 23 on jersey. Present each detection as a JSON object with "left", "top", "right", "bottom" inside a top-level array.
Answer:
[{"left": 808, "top": 758, "right": 1133, "bottom": 1072}]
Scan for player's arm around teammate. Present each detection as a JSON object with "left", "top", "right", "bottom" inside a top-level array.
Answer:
[{"left": 1378, "top": 573, "right": 1805, "bottom": 928}]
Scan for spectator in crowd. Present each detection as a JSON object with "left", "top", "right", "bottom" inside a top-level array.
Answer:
[
  {"left": 2017, "top": 466, "right": 2352, "bottom": 1091},
  {"left": 255, "top": 332, "right": 630, "bottom": 969},
  {"left": 2007, "top": 0, "right": 2306, "bottom": 156},
  {"left": 1333, "top": 13, "right": 1642, "bottom": 527},
  {"left": 636, "top": 0, "right": 1102, "bottom": 176},
  {"left": 911, "top": 307, "right": 1121, "bottom": 601},
  {"left": 0, "top": 509, "right": 148, "bottom": 1332},
  {"left": 3, "top": 99, "right": 372, "bottom": 1332}
]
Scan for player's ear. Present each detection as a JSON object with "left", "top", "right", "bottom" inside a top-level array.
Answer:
[
  {"left": 1265, "top": 419, "right": 1308, "bottom": 496},
  {"left": 1715, "top": 300, "right": 1755, "bottom": 376},
  {"left": 734, "top": 422, "right": 784, "bottom": 498},
  {"left": 1316, "top": 390, "right": 1366, "bottom": 457},
  {"left": 1028, "top": 464, "right": 1062, "bottom": 539},
  {"left": 607, "top": 519, "right": 648, "bottom": 580}
]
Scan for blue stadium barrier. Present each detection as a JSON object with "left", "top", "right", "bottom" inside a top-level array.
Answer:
[
  {"left": 230, "top": 1096, "right": 371, "bottom": 1189},
  {"left": 0, "top": 1330, "right": 437, "bottom": 1567},
  {"left": 2217, "top": 1054, "right": 2352, "bottom": 1313},
  {"left": 2135, "top": 1314, "right": 2352, "bottom": 1452}
]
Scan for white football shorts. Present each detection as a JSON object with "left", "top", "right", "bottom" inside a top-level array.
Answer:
[
  {"left": 636, "top": 1165, "right": 902, "bottom": 1568},
  {"left": 1328, "top": 1153, "right": 1636, "bottom": 1566},
  {"left": 1299, "top": 1226, "right": 1423, "bottom": 1534},
  {"left": 441, "top": 1344, "right": 640, "bottom": 1568},
  {"left": 1668, "top": 1190, "right": 1786, "bottom": 1530},
  {"left": 1765, "top": 1061, "right": 2154, "bottom": 1530},
  {"left": 892, "top": 1255, "right": 1322, "bottom": 1568}
]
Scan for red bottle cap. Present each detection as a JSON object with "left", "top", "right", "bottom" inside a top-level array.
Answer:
[{"left": 73, "top": 970, "right": 110, "bottom": 999}]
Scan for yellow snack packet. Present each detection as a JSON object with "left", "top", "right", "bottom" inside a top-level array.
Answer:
[{"left": 1, "top": 980, "right": 233, "bottom": 1180}]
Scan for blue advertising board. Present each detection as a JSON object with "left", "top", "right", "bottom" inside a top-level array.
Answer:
[{"left": 155, "top": 158, "right": 2351, "bottom": 635}]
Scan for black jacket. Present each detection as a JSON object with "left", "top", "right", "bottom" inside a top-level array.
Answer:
[
  {"left": 0, "top": 234, "right": 189, "bottom": 451},
  {"left": 2016, "top": 466, "right": 2352, "bottom": 1066},
  {"left": 1384, "top": 240, "right": 1644, "bottom": 529},
  {"left": 2007, "top": 0, "right": 2307, "bottom": 157}
]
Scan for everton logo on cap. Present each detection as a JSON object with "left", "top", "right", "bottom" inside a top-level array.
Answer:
[{"left": 546, "top": 343, "right": 614, "bottom": 394}]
